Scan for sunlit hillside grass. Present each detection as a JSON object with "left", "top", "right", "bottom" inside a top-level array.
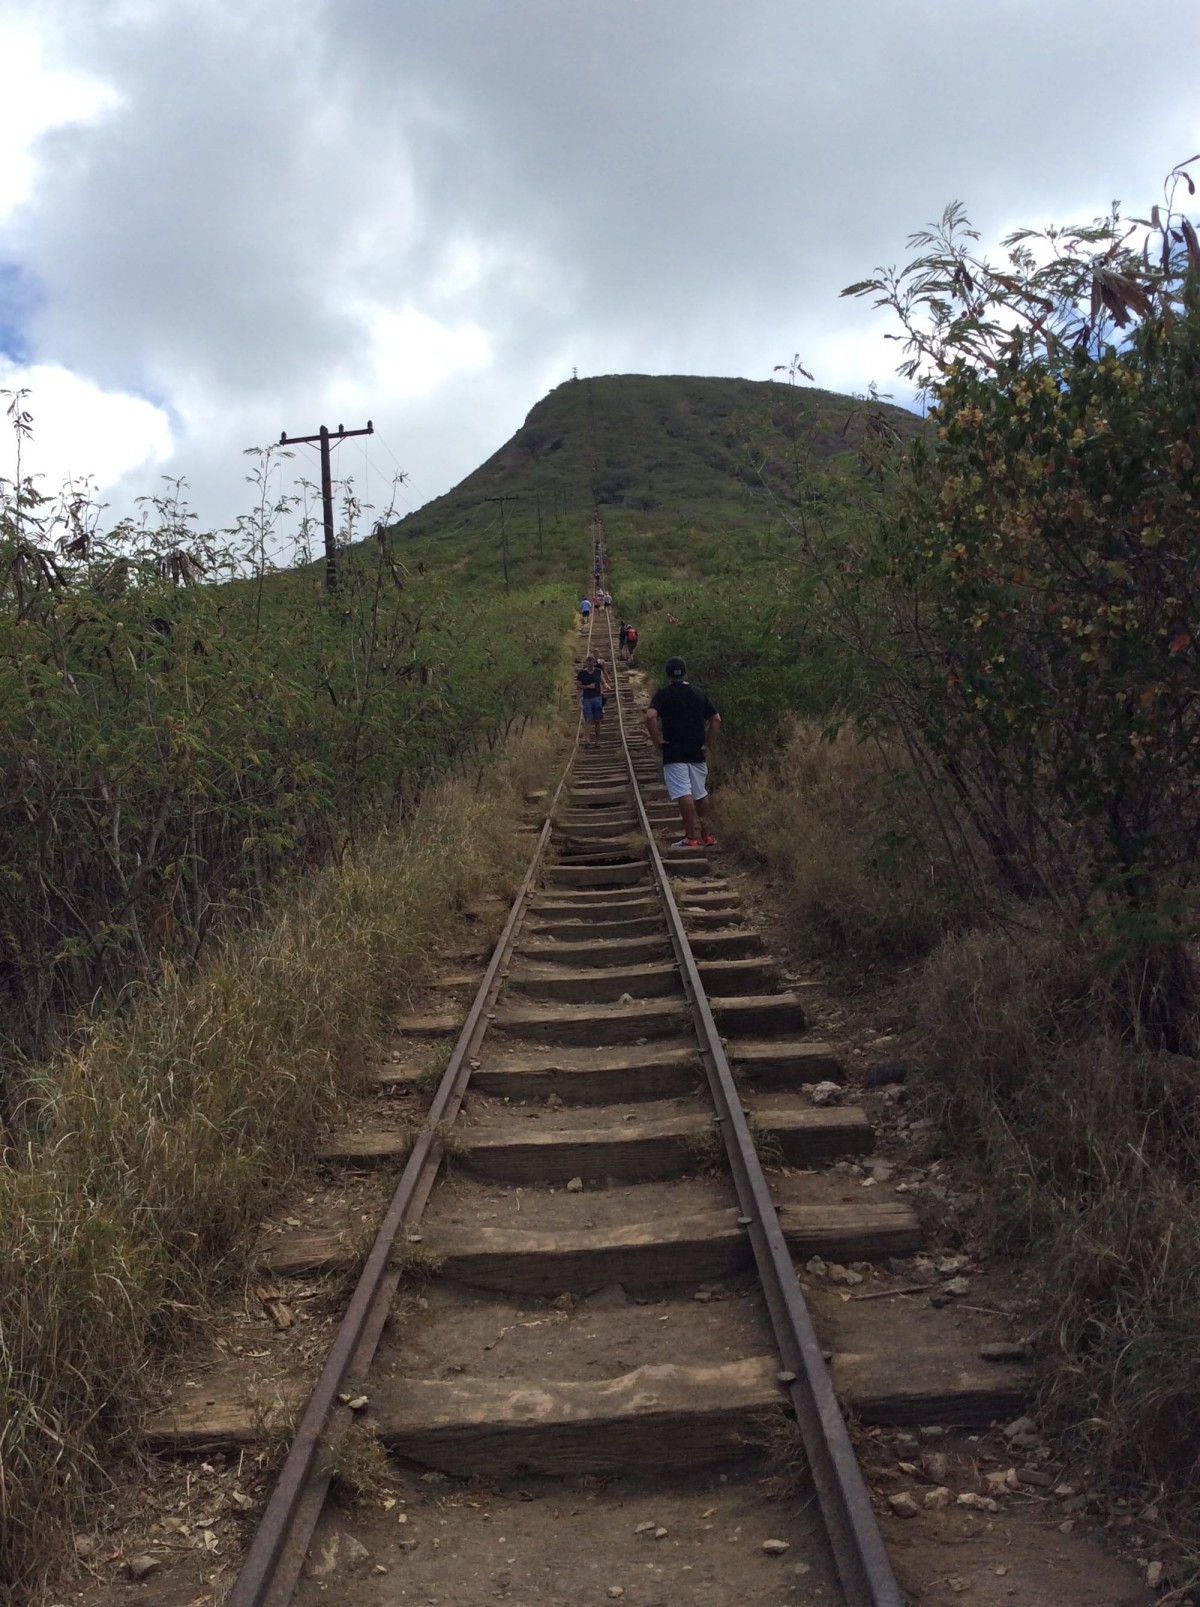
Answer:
[{"left": 377, "top": 372, "right": 922, "bottom": 589}]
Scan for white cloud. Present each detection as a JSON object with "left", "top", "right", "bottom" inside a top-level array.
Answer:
[
  {"left": 0, "top": 361, "right": 172, "bottom": 494},
  {"left": 0, "top": 14, "right": 118, "bottom": 220},
  {"left": 350, "top": 304, "right": 492, "bottom": 402}
]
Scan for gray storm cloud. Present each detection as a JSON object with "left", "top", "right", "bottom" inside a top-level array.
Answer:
[{"left": 3, "top": 0, "right": 1198, "bottom": 535}]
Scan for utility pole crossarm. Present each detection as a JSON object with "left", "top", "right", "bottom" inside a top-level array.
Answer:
[{"left": 278, "top": 420, "right": 374, "bottom": 592}]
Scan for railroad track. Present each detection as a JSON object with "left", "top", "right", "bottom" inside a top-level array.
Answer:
[{"left": 144, "top": 564, "right": 1027, "bottom": 1607}]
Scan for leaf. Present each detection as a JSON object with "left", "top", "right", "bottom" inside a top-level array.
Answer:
[{"left": 1181, "top": 218, "right": 1200, "bottom": 274}]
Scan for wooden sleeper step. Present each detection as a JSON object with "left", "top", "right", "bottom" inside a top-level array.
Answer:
[
  {"left": 318, "top": 1102, "right": 871, "bottom": 1176},
  {"left": 143, "top": 1348, "right": 1026, "bottom": 1463},
  {"left": 264, "top": 1201, "right": 921, "bottom": 1287}
]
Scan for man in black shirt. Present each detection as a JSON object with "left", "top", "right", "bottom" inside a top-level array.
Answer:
[{"left": 645, "top": 657, "right": 721, "bottom": 848}]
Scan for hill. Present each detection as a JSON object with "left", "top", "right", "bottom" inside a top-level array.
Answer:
[{"left": 381, "top": 372, "right": 922, "bottom": 589}]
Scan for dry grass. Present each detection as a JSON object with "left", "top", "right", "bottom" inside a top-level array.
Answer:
[
  {"left": 389, "top": 1239, "right": 446, "bottom": 1282},
  {"left": 683, "top": 1120, "right": 726, "bottom": 1175},
  {"left": 0, "top": 718, "right": 563, "bottom": 1602},
  {"left": 414, "top": 1036, "right": 457, "bottom": 1095},
  {"left": 722, "top": 712, "right": 1200, "bottom": 1546},
  {"left": 719, "top": 718, "right": 962, "bottom": 966},
  {"left": 749, "top": 1404, "right": 814, "bottom": 1499},
  {"left": 328, "top": 1416, "right": 395, "bottom": 1502},
  {"left": 912, "top": 913, "right": 1200, "bottom": 1531}
]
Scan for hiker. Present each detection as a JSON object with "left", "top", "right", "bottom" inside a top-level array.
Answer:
[
  {"left": 576, "top": 653, "right": 608, "bottom": 747},
  {"left": 623, "top": 623, "right": 638, "bottom": 666},
  {"left": 580, "top": 596, "right": 592, "bottom": 625},
  {"left": 619, "top": 619, "right": 629, "bottom": 654},
  {"left": 602, "top": 591, "right": 612, "bottom": 610},
  {"left": 645, "top": 656, "right": 720, "bottom": 848}
]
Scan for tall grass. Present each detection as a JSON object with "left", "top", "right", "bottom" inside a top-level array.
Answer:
[
  {"left": 0, "top": 504, "right": 568, "bottom": 1093},
  {"left": 718, "top": 717, "right": 962, "bottom": 965},
  {"left": 914, "top": 918, "right": 1200, "bottom": 1521},
  {"left": 716, "top": 715, "right": 1200, "bottom": 1532},
  {"left": 0, "top": 725, "right": 559, "bottom": 1601}
]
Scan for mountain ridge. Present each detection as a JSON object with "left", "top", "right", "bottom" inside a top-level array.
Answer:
[{"left": 382, "top": 372, "right": 921, "bottom": 588}]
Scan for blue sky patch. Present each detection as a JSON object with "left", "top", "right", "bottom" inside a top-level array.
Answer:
[{"left": 0, "top": 263, "right": 37, "bottom": 365}]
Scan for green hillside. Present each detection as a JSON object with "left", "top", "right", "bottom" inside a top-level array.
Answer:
[{"left": 382, "top": 372, "right": 922, "bottom": 589}]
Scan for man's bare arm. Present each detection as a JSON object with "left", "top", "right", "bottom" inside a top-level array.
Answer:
[{"left": 645, "top": 709, "right": 663, "bottom": 750}]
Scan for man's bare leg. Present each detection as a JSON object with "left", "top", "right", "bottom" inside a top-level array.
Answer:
[
  {"left": 696, "top": 794, "right": 715, "bottom": 841},
  {"left": 676, "top": 794, "right": 700, "bottom": 840}
]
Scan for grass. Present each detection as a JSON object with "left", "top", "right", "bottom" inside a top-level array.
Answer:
[
  {"left": 389, "top": 1239, "right": 446, "bottom": 1282},
  {"left": 378, "top": 373, "right": 920, "bottom": 592},
  {"left": 750, "top": 1404, "right": 815, "bottom": 1500},
  {"left": 709, "top": 707, "right": 1200, "bottom": 1543},
  {"left": 328, "top": 1417, "right": 395, "bottom": 1502},
  {"left": 0, "top": 715, "right": 565, "bottom": 1603},
  {"left": 748, "top": 1118, "right": 784, "bottom": 1169},
  {"left": 683, "top": 1120, "right": 726, "bottom": 1175},
  {"left": 430, "top": 1117, "right": 469, "bottom": 1161},
  {"left": 718, "top": 717, "right": 963, "bottom": 967},
  {"left": 413, "top": 1038, "right": 456, "bottom": 1095},
  {"left": 911, "top": 912, "right": 1200, "bottom": 1529}
]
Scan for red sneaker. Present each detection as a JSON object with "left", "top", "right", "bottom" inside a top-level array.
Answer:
[
  {"left": 702, "top": 833, "right": 717, "bottom": 847},
  {"left": 669, "top": 836, "right": 701, "bottom": 849}
]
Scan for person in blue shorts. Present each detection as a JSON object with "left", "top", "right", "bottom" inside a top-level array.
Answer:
[
  {"left": 645, "top": 656, "right": 720, "bottom": 847},
  {"left": 576, "top": 653, "right": 609, "bottom": 748}
]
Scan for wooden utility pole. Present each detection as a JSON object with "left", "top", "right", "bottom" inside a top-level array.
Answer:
[
  {"left": 279, "top": 419, "right": 374, "bottom": 591},
  {"left": 484, "top": 494, "right": 519, "bottom": 594}
]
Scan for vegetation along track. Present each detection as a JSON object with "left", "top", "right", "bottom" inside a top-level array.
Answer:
[{"left": 142, "top": 549, "right": 1027, "bottom": 1607}]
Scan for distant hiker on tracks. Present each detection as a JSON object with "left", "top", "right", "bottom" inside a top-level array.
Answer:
[
  {"left": 623, "top": 623, "right": 638, "bottom": 666},
  {"left": 619, "top": 619, "right": 629, "bottom": 655},
  {"left": 645, "top": 656, "right": 720, "bottom": 848},
  {"left": 576, "top": 653, "right": 609, "bottom": 748},
  {"left": 580, "top": 596, "right": 592, "bottom": 626}
]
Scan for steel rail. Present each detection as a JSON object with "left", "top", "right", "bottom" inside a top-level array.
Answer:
[
  {"left": 604, "top": 613, "right": 903, "bottom": 1607},
  {"left": 227, "top": 610, "right": 595, "bottom": 1606}
]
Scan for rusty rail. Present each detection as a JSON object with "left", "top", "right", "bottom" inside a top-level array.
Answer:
[
  {"left": 226, "top": 622, "right": 592, "bottom": 1606},
  {"left": 602, "top": 610, "right": 903, "bottom": 1607},
  {"left": 230, "top": 562, "right": 899, "bottom": 1605}
]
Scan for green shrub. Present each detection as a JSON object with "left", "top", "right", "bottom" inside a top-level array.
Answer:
[{"left": 0, "top": 736, "right": 554, "bottom": 1600}]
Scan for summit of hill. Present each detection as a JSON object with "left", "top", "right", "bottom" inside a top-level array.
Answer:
[{"left": 383, "top": 373, "right": 921, "bottom": 588}]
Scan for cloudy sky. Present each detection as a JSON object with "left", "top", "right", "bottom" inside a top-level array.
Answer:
[{"left": 2, "top": 0, "right": 1198, "bottom": 551}]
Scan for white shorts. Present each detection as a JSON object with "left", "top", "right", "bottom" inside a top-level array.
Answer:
[{"left": 663, "top": 761, "right": 708, "bottom": 801}]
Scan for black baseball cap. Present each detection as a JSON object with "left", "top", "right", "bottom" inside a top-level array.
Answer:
[{"left": 665, "top": 657, "right": 687, "bottom": 680}]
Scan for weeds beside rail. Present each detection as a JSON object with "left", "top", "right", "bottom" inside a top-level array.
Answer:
[{"left": 0, "top": 724, "right": 562, "bottom": 1602}]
